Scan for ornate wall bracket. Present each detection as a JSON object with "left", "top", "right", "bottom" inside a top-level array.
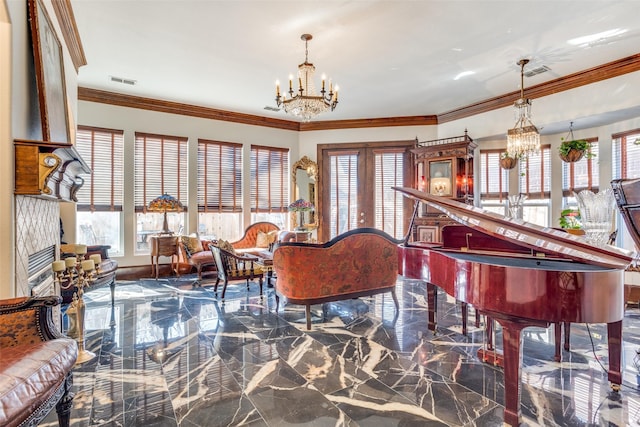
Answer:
[{"left": 15, "top": 139, "right": 90, "bottom": 201}]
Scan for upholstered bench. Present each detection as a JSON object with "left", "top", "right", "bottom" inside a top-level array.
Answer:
[{"left": 0, "top": 296, "right": 77, "bottom": 427}]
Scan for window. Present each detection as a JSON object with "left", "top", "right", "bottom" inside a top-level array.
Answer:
[
  {"left": 479, "top": 149, "right": 509, "bottom": 215},
  {"left": 197, "top": 139, "right": 243, "bottom": 241},
  {"left": 250, "top": 145, "right": 289, "bottom": 228},
  {"left": 374, "top": 149, "right": 405, "bottom": 238},
  {"left": 613, "top": 129, "right": 640, "bottom": 251},
  {"left": 562, "top": 139, "right": 599, "bottom": 208},
  {"left": 75, "top": 126, "right": 124, "bottom": 255},
  {"left": 134, "top": 132, "right": 188, "bottom": 252},
  {"left": 519, "top": 145, "right": 551, "bottom": 226},
  {"left": 328, "top": 151, "right": 359, "bottom": 238},
  {"left": 613, "top": 129, "right": 640, "bottom": 179}
]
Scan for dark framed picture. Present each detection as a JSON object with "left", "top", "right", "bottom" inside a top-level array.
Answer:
[
  {"left": 416, "top": 225, "right": 439, "bottom": 243},
  {"left": 28, "top": 0, "right": 70, "bottom": 143}
]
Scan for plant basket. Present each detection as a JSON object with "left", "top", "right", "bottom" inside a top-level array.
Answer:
[
  {"left": 560, "top": 148, "right": 585, "bottom": 163},
  {"left": 500, "top": 157, "right": 518, "bottom": 170}
]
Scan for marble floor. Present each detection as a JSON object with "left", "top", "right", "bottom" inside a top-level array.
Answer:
[{"left": 41, "top": 275, "right": 640, "bottom": 427}]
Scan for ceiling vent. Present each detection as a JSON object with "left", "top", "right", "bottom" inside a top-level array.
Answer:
[
  {"left": 110, "top": 76, "right": 137, "bottom": 86},
  {"left": 524, "top": 65, "right": 550, "bottom": 78},
  {"left": 264, "top": 106, "right": 280, "bottom": 112}
]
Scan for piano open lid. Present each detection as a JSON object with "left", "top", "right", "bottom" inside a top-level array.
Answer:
[{"left": 394, "top": 186, "right": 635, "bottom": 270}]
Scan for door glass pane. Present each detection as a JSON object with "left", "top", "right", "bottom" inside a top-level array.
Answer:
[
  {"left": 375, "top": 151, "right": 404, "bottom": 238},
  {"left": 329, "top": 153, "right": 358, "bottom": 238}
]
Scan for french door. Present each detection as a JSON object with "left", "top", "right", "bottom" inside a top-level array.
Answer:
[{"left": 318, "top": 141, "right": 414, "bottom": 241}]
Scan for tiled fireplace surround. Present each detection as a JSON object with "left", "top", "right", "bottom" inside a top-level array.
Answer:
[{"left": 15, "top": 195, "right": 60, "bottom": 297}]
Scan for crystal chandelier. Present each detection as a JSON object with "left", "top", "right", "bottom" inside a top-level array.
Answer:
[
  {"left": 506, "top": 59, "right": 540, "bottom": 158},
  {"left": 275, "top": 34, "right": 338, "bottom": 122}
]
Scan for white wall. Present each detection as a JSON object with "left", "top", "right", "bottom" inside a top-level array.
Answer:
[{"left": 0, "top": 1, "right": 14, "bottom": 298}]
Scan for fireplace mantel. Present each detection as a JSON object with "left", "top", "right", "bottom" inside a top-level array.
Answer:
[{"left": 14, "top": 139, "right": 91, "bottom": 202}]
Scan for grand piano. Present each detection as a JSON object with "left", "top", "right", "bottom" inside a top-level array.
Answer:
[{"left": 394, "top": 186, "right": 635, "bottom": 427}]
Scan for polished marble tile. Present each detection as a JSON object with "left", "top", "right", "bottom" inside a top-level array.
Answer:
[{"left": 39, "top": 276, "right": 640, "bottom": 426}]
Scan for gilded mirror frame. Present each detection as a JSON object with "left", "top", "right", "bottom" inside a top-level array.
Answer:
[{"left": 291, "top": 156, "right": 318, "bottom": 229}]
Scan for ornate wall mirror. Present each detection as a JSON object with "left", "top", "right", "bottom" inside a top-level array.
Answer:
[{"left": 291, "top": 156, "right": 318, "bottom": 229}]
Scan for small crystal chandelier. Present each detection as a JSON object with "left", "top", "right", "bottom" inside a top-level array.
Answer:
[
  {"left": 275, "top": 34, "right": 338, "bottom": 122},
  {"left": 506, "top": 59, "right": 540, "bottom": 158}
]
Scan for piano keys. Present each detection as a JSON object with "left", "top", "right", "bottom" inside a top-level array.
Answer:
[{"left": 394, "top": 186, "right": 634, "bottom": 427}]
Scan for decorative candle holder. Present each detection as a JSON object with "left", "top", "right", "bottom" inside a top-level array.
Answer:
[{"left": 53, "top": 254, "right": 97, "bottom": 364}]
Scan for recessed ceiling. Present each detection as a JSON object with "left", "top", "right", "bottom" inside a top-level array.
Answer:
[{"left": 71, "top": 1, "right": 640, "bottom": 123}]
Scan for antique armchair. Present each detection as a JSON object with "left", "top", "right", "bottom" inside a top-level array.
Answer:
[
  {"left": 210, "top": 240, "right": 264, "bottom": 301},
  {"left": 0, "top": 296, "right": 77, "bottom": 427}
]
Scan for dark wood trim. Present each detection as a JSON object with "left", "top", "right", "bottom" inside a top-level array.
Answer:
[
  {"left": 79, "top": 53, "right": 640, "bottom": 131},
  {"left": 78, "top": 88, "right": 301, "bottom": 131},
  {"left": 51, "top": 0, "right": 86, "bottom": 72},
  {"left": 300, "top": 116, "right": 438, "bottom": 131},
  {"left": 438, "top": 53, "right": 640, "bottom": 123}
]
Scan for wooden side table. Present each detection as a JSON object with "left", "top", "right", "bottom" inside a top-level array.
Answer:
[{"left": 149, "top": 235, "right": 178, "bottom": 279}]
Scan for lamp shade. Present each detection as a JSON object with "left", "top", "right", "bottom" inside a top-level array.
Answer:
[{"left": 148, "top": 193, "right": 183, "bottom": 213}]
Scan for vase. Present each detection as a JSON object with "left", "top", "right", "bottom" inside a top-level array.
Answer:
[
  {"left": 574, "top": 189, "right": 615, "bottom": 247},
  {"left": 507, "top": 194, "right": 527, "bottom": 220},
  {"left": 296, "top": 210, "right": 307, "bottom": 231}
]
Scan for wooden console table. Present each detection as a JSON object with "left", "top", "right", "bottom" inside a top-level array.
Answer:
[{"left": 149, "top": 235, "right": 178, "bottom": 279}]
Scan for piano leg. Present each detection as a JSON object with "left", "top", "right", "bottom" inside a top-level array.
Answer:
[
  {"left": 554, "top": 323, "right": 562, "bottom": 362},
  {"left": 427, "top": 282, "right": 437, "bottom": 332},
  {"left": 479, "top": 313, "right": 549, "bottom": 427},
  {"left": 607, "top": 320, "right": 623, "bottom": 389},
  {"left": 461, "top": 302, "right": 468, "bottom": 335}
]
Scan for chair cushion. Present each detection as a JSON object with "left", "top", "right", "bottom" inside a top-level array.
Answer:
[
  {"left": 216, "top": 239, "right": 236, "bottom": 254},
  {"left": 0, "top": 338, "right": 77, "bottom": 426},
  {"left": 181, "top": 235, "right": 204, "bottom": 255},
  {"left": 256, "top": 231, "right": 269, "bottom": 248}
]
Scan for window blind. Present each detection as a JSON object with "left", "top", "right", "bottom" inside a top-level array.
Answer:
[
  {"left": 613, "top": 129, "right": 640, "bottom": 179},
  {"left": 374, "top": 149, "right": 404, "bottom": 238},
  {"left": 519, "top": 144, "right": 551, "bottom": 199},
  {"left": 562, "top": 139, "right": 599, "bottom": 196},
  {"left": 198, "top": 139, "right": 242, "bottom": 213},
  {"left": 328, "top": 151, "right": 359, "bottom": 237},
  {"left": 479, "top": 149, "right": 509, "bottom": 201},
  {"left": 76, "top": 126, "right": 124, "bottom": 212},
  {"left": 134, "top": 132, "right": 188, "bottom": 212},
  {"left": 250, "top": 145, "right": 289, "bottom": 213}
]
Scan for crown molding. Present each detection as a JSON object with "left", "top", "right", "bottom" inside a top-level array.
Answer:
[
  {"left": 79, "top": 53, "right": 640, "bottom": 131},
  {"left": 51, "top": 0, "right": 86, "bottom": 72},
  {"left": 78, "top": 88, "right": 300, "bottom": 131},
  {"left": 438, "top": 53, "right": 640, "bottom": 123}
]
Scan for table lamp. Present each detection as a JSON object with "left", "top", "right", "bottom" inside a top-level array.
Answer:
[{"left": 148, "top": 193, "right": 183, "bottom": 234}]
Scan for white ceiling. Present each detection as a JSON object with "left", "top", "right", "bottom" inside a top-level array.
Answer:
[{"left": 71, "top": 0, "right": 640, "bottom": 125}]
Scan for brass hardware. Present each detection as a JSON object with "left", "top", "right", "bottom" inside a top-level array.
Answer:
[{"left": 38, "top": 153, "right": 61, "bottom": 195}]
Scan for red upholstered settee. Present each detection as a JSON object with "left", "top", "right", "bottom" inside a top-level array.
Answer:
[
  {"left": 272, "top": 228, "right": 400, "bottom": 329},
  {"left": 230, "top": 221, "right": 280, "bottom": 253},
  {"left": 0, "top": 296, "right": 77, "bottom": 427}
]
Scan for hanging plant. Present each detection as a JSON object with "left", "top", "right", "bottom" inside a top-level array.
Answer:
[
  {"left": 500, "top": 152, "right": 518, "bottom": 170},
  {"left": 559, "top": 122, "right": 595, "bottom": 163}
]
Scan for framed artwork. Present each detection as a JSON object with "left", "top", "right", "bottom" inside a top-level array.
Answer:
[
  {"left": 416, "top": 225, "right": 439, "bottom": 243},
  {"left": 28, "top": 0, "right": 70, "bottom": 143}
]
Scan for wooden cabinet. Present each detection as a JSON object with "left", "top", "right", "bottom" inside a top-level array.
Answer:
[
  {"left": 410, "top": 131, "right": 476, "bottom": 242},
  {"left": 149, "top": 235, "right": 178, "bottom": 279}
]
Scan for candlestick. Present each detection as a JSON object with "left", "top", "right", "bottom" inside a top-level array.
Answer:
[
  {"left": 52, "top": 260, "right": 66, "bottom": 272},
  {"left": 90, "top": 254, "right": 102, "bottom": 265},
  {"left": 75, "top": 244, "right": 87, "bottom": 255},
  {"left": 65, "top": 257, "right": 77, "bottom": 268}
]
